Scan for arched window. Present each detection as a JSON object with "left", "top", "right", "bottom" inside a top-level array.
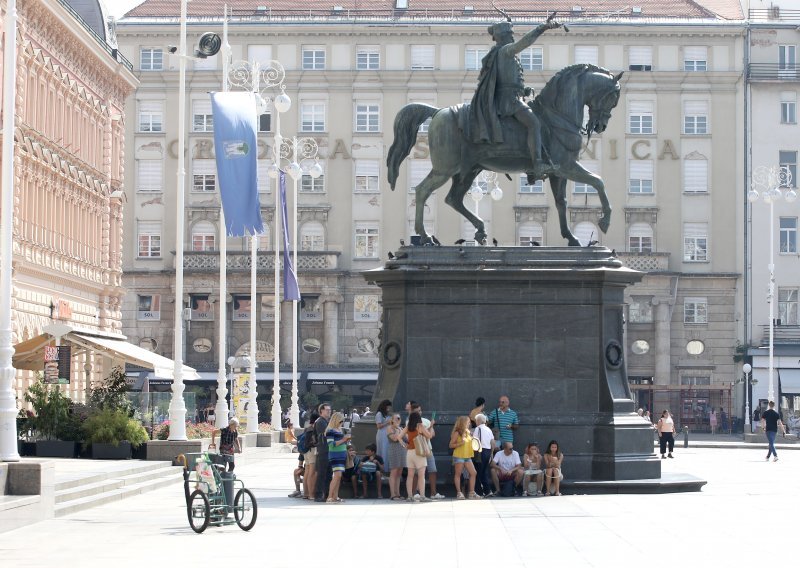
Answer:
[
  {"left": 518, "top": 221, "right": 543, "bottom": 246},
  {"left": 573, "top": 221, "right": 599, "bottom": 246},
  {"left": 300, "top": 221, "right": 325, "bottom": 251},
  {"left": 628, "top": 223, "right": 654, "bottom": 253},
  {"left": 191, "top": 220, "right": 216, "bottom": 251}
]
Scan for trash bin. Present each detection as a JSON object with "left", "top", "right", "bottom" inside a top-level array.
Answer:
[{"left": 220, "top": 471, "right": 236, "bottom": 507}]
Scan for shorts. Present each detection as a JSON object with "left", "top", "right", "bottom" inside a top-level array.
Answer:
[
  {"left": 406, "top": 449, "right": 428, "bottom": 470},
  {"left": 452, "top": 457, "right": 471, "bottom": 464},
  {"left": 331, "top": 464, "right": 345, "bottom": 473},
  {"left": 342, "top": 467, "right": 356, "bottom": 481},
  {"left": 426, "top": 454, "right": 437, "bottom": 472},
  {"left": 498, "top": 472, "right": 516, "bottom": 482},
  {"left": 304, "top": 447, "right": 317, "bottom": 467},
  {"left": 220, "top": 453, "right": 235, "bottom": 464},
  {"left": 524, "top": 469, "right": 542, "bottom": 476}
]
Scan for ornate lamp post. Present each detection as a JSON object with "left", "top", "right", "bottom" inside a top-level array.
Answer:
[
  {"left": 468, "top": 171, "right": 503, "bottom": 219},
  {"left": 742, "top": 363, "right": 752, "bottom": 432},
  {"left": 748, "top": 165, "right": 797, "bottom": 404}
]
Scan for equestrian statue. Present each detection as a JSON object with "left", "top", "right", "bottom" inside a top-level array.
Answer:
[{"left": 387, "top": 12, "right": 623, "bottom": 246}]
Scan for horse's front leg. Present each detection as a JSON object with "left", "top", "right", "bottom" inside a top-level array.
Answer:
[
  {"left": 548, "top": 174, "right": 580, "bottom": 246},
  {"left": 414, "top": 171, "right": 451, "bottom": 244},
  {"left": 560, "top": 162, "right": 612, "bottom": 234},
  {"left": 444, "top": 169, "right": 486, "bottom": 244}
]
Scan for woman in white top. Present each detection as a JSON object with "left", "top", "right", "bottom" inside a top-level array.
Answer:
[
  {"left": 709, "top": 408, "right": 717, "bottom": 435},
  {"left": 472, "top": 413, "right": 495, "bottom": 497},
  {"left": 656, "top": 410, "right": 676, "bottom": 459}
]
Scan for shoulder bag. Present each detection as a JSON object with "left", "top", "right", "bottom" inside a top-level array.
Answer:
[
  {"left": 414, "top": 434, "right": 432, "bottom": 457},
  {"left": 471, "top": 428, "right": 482, "bottom": 452}
]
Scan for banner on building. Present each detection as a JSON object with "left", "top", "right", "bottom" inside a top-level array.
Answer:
[
  {"left": 279, "top": 171, "right": 301, "bottom": 301},
  {"left": 44, "top": 345, "right": 71, "bottom": 384},
  {"left": 232, "top": 373, "right": 251, "bottom": 429}
]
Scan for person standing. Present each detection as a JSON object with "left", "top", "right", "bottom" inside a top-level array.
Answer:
[
  {"left": 487, "top": 395, "right": 519, "bottom": 448},
  {"left": 386, "top": 413, "right": 407, "bottom": 500},
  {"left": 301, "top": 412, "right": 319, "bottom": 500},
  {"left": 760, "top": 401, "right": 785, "bottom": 462},
  {"left": 325, "top": 412, "right": 350, "bottom": 503},
  {"left": 472, "top": 413, "right": 495, "bottom": 496},
  {"left": 449, "top": 416, "right": 481, "bottom": 500},
  {"left": 656, "top": 409, "right": 676, "bottom": 459},
  {"left": 469, "top": 397, "right": 486, "bottom": 428},
  {"left": 709, "top": 408, "right": 717, "bottom": 435},
  {"left": 406, "top": 401, "right": 445, "bottom": 499},
  {"left": 313, "top": 403, "right": 332, "bottom": 502},
  {"left": 400, "top": 411, "right": 434, "bottom": 502},
  {"left": 374, "top": 399, "right": 393, "bottom": 473}
]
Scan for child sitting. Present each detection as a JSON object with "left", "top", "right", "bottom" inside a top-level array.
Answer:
[{"left": 358, "top": 443, "right": 385, "bottom": 498}]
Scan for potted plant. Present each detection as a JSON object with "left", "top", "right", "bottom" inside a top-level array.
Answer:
[
  {"left": 83, "top": 408, "right": 148, "bottom": 459},
  {"left": 24, "top": 378, "right": 80, "bottom": 458}
]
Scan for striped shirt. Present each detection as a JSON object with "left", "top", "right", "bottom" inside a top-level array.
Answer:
[{"left": 488, "top": 407, "right": 519, "bottom": 445}]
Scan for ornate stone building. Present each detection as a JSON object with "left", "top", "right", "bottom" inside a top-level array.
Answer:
[
  {"left": 116, "top": 1, "right": 747, "bottom": 424},
  {"left": 3, "top": 0, "right": 137, "bottom": 401}
]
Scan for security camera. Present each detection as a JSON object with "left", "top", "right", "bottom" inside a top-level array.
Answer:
[{"left": 168, "top": 45, "right": 178, "bottom": 54}]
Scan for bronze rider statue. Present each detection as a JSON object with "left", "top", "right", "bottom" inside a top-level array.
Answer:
[{"left": 468, "top": 14, "right": 563, "bottom": 183}]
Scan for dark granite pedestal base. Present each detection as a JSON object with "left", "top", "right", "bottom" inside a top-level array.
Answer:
[{"left": 361, "top": 246, "right": 664, "bottom": 483}]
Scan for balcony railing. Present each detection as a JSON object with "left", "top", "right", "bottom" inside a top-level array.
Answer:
[
  {"left": 182, "top": 251, "right": 339, "bottom": 272},
  {"left": 616, "top": 252, "right": 670, "bottom": 272},
  {"left": 758, "top": 324, "right": 800, "bottom": 345},
  {"left": 749, "top": 8, "right": 800, "bottom": 22},
  {"left": 747, "top": 63, "right": 800, "bottom": 81}
]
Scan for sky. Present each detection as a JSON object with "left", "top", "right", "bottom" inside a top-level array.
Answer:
[{"left": 106, "top": 0, "right": 146, "bottom": 19}]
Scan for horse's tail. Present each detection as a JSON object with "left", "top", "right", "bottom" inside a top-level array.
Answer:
[{"left": 387, "top": 103, "right": 438, "bottom": 190}]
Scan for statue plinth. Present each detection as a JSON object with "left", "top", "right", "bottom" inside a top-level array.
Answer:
[{"left": 363, "top": 246, "right": 660, "bottom": 481}]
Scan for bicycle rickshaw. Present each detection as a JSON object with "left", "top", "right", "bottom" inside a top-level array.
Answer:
[{"left": 177, "top": 451, "right": 258, "bottom": 533}]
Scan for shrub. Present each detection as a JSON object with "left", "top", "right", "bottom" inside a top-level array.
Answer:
[
  {"left": 24, "top": 379, "right": 71, "bottom": 441},
  {"left": 82, "top": 409, "right": 148, "bottom": 448},
  {"left": 89, "top": 366, "right": 132, "bottom": 415}
]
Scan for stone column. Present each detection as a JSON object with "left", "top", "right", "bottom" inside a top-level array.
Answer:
[
  {"left": 652, "top": 298, "right": 673, "bottom": 414},
  {"left": 321, "top": 294, "right": 343, "bottom": 365},
  {"left": 280, "top": 302, "right": 293, "bottom": 363}
]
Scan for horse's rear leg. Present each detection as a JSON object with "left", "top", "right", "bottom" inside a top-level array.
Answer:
[
  {"left": 444, "top": 169, "right": 486, "bottom": 244},
  {"left": 415, "top": 171, "right": 450, "bottom": 243},
  {"left": 548, "top": 174, "right": 581, "bottom": 246}
]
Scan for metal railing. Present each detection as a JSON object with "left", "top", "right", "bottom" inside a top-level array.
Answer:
[
  {"left": 616, "top": 252, "right": 670, "bottom": 272},
  {"left": 758, "top": 324, "right": 800, "bottom": 345},
  {"left": 182, "top": 251, "right": 339, "bottom": 272},
  {"left": 749, "top": 8, "right": 800, "bottom": 22},
  {"left": 748, "top": 63, "right": 800, "bottom": 81}
]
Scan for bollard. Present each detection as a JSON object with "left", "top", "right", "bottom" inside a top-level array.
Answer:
[{"left": 683, "top": 425, "right": 689, "bottom": 448}]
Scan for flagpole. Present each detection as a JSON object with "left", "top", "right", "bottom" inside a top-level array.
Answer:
[
  {"left": 247, "top": 232, "right": 258, "bottom": 432},
  {"left": 290, "top": 137, "right": 300, "bottom": 428}
]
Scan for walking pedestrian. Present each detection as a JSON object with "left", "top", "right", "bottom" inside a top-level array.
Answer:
[
  {"left": 486, "top": 395, "right": 519, "bottom": 447},
  {"left": 472, "top": 413, "right": 495, "bottom": 496},
  {"left": 656, "top": 409, "right": 676, "bottom": 459},
  {"left": 313, "top": 403, "right": 332, "bottom": 502},
  {"left": 760, "top": 401, "right": 785, "bottom": 462},
  {"left": 449, "top": 416, "right": 481, "bottom": 500}
]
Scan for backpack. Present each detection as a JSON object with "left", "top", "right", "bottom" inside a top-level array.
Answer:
[
  {"left": 499, "top": 479, "right": 516, "bottom": 497},
  {"left": 297, "top": 428, "right": 318, "bottom": 454}
]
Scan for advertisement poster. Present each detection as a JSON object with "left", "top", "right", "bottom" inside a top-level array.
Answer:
[
  {"left": 44, "top": 345, "right": 71, "bottom": 384},
  {"left": 232, "top": 373, "right": 251, "bottom": 429}
]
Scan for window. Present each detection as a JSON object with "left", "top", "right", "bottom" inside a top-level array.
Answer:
[
  {"left": 629, "top": 300, "right": 653, "bottom": 323},
  {"left": 684, "top": 297, "right": 708, "bottom": 324},
  {"left": 628, "top": 223, "right": 653, "bottom": 253},
  {"left": 779, "top": 288, "right": 798, "bottom": 325},
  {"left": 779, "top": 45, "right": 796, "bottom": 78},
  {"left": 192, "top": 159, "right": 216, "bottom": 192},
  {"left": 409, "top": 160, "right": 431, "bottom": 193},
  {"left": 780, "top": 217, "right": 798, "bottom": 253},
  {"left": 138, "top": 101, "right": 163, "bottom": 132},
  {"left": 300, "top": 161, "right": 325, "bottom": 193},
  {"left": 137, "top": 159, "right": 163, "bottom": 192},
  {"left": 354, "top": 160, "right": 380, "bottom": 193},
  {"left": 355, "top": 223, "right": 379, "bottom": 258},
  {"left": 629, "top": 101, "right": 653, "bottom": 134},
  {"left": 519, "top": 47, "right": 543, "bottom": 71},
  {"left": 683, "top": 223, "right": 708, "bottom": 262},
  {"left": 518, "top": 221, "right": 543, "bottom": 246},
  {"left": 355, "top": 103, "right": 380, "bottom": 132},
  {"left": 357, "top": 45, "right": 380, "bottom": 70},
  {"left": 137, "top": 294, "right": 161, "bottom": 321},
  {"left": 300, "top": 221, "right": 325, "bottom": 251},
  {"left": 683, "top": 101, "right": 708, "bottom": 134},
  {"left": 192, "top": 99, "right": 213, "bottom": 132},
  {"left": 300, "top": 102, "right": 326, "bottom": 132},
  {"left": 410, "top": 96, "right": 435, "bottom": 133},
  {"left": 191, "top": 221, "right": 216, "bottom": 251},
  {"left": 411, "top": 45, "right": 435, "bottom": 70},
  {"left": 137, "top": 221, "right": 161, "bottom": 258},
  {"left": 575, "top": 46, "right": 598, "bottom": 66},
  {"left": 629, "top": 160, "right": 654, "bottom": 194},
  {"left": 258, "top": 113, "right": 271, "bottom": 132},
  {"left": 629, "top": 46, "right": 652, "bottom": 71},
  {"left": 190, "top": 294, "right": 214, "bottom": 321},
  {"left": 519, "top": 175, "right": 543, "bottom": 193},
  {"left": 683, "top": 159, "right": 708, "bottom": 193},
  {"left": 573, "top": 160, "right": 599, "bottom": 193},
  {"left": 465, "top": 46, "right": 489, "bottom": 71},
  {"left": 779, "top": 150, "right": 797, "bottom": 187},
  {"left": 140, "top": 48, "right": 163, "bottom": 71},
  {"left": 574, "top": 221, "right": 599, "bottom": 246},
  {"left": 781, "top": 92, "right": 797, "bottom": 124},
  {"left": 684, "top": 47, "right": 707, "bottom": 71},
  {"left": 302, "top": 47, "right": 325, "bottom": 70}
]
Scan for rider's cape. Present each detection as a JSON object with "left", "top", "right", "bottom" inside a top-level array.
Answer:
[{"left": 464, "top": 46, "right": 506, "bottom": 144}]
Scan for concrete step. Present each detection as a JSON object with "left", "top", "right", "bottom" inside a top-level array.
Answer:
[
  {"left": 55, "top": 464, "right": 179, "bottom": 504},
  {"left": 54, "top": 469, "right": 183, "bottom": 517},
  {"left": 0, "top": 495, "right": 40, "bottom": 513},
  {"left": 54, "top": 460, "right": 176, "bottom": 492}
]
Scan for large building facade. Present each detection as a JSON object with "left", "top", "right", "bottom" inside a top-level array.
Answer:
[
  {"left": 3, "top": 0, "right": 137, "bottom": 402},
  {"left": 116, "top": 1, "right": 746, "bottom": 426}
]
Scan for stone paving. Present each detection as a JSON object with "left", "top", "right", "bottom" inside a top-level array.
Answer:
[{"left": 0, "top": 442, "right": 796, "bottom": 567}]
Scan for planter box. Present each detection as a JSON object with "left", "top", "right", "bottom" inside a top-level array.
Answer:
[
  {"left": 91, "top": 442, "right": 132, "bottom": 460},
  {"left": 256, "top": 432, "right": 272, "bottom": 447},
  {"left": 17, "top": 440, "right": 36, "bottom": 456},
  {"left": 35, "top": 441, "right": 79, "bottom": 458}
]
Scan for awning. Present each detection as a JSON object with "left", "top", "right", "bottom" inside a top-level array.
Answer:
[
  {"left": 779, "top": 369, "right": 800, "bottom": 394},
  {"left": 12, "top": 324, "right": 198, "bottom": 381},
  {"left": 306, "top": 372, "right": 378, "bottom": 385}
]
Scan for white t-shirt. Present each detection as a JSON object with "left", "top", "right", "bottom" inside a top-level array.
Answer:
[
  {"left": 493, "top": 450, "right": 521, "bottom": 471},
  {"left": 472, "top": 424, "right": 493, "bottom": 449}
]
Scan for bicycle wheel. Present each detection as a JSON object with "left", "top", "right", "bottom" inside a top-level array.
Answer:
[
  {"left": 233, "top": 488, "right": 257, "bottom": 531},
  {"left": 188, "top": 489, "right": 210, "bottom": 533}
]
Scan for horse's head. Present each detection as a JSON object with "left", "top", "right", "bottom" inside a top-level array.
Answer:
[{"left": 585, "top": 71, "right": 623, "bottom": 136}]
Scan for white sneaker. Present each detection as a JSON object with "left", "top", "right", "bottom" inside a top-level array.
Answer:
[
  {"left": 412, "top": 494, "right": 422, "bottom": 502},
  {"left": 773, "top": 456, "right": 779, "bottom": 462},
  {"left": 432, "top": 493, "right": 445, "bottom": 500}
]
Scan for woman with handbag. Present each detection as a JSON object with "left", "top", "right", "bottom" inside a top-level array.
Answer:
[
  {"left": 449, "top": 416, "right": 482, "bottom": 500},
  {"left": 400, "top": 411, "right": 433, "bottom": 502},
  {"left": 386, "top": 413, "right": 407, "bottom": 500}
]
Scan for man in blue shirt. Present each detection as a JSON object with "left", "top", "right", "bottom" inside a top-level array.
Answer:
[{"left": 487, "top": 395, "right": 519, "bottom": 447}]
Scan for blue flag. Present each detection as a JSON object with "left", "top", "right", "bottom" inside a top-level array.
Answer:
[
  {"left": 280, "top": 172, "right": 301, "bottom": 301},
  {"left": 210, "top": 92, "right": 264, "bottom": 237}
]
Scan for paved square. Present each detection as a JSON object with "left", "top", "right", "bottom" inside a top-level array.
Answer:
[{"left": 1, "top": 445, "right": 795, "bottom": 566}]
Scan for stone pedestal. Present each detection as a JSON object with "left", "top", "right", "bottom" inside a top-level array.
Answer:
[{"left": 362, "top": 246, "right": 660, "bottom": 481}]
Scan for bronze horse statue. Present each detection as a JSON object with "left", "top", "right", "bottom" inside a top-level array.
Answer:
[{"left": 387, "top": 64, "right": 623, "bottom": 246}]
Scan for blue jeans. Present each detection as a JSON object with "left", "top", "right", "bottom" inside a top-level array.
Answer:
[{"left": 766, "top": 430, "right": 778, "bottom": 458}]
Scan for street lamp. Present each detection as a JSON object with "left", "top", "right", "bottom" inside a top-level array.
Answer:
[
  {"left": 742, "top": 363, "right": 752, "bottom": 431},
  {"left": 468, "top": 171, "right": 503, "bottom": 222},
  {"left": 748, "top": 165, "right": 797, "bottom": 404}
]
